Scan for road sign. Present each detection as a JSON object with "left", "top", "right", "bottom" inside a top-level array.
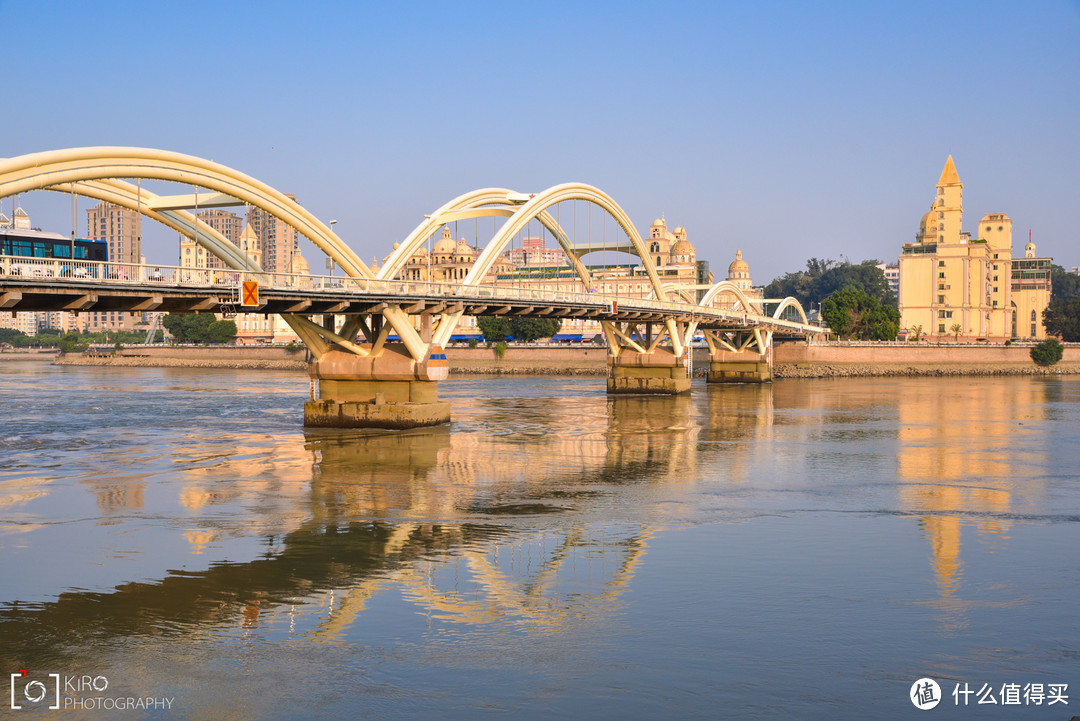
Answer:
[{"left": 241, "top": 280, "right": 259, "bottom": 306}]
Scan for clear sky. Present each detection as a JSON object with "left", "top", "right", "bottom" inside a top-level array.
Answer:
[{"left": 2, "top": 0, "right": 1078, "bottom": 282}]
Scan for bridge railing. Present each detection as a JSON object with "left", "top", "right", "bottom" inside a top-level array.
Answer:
[{"left": 0, "top": 256, "right": 820, "bottom": 333}]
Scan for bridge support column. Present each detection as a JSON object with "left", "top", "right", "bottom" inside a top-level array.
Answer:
[
  {"left": 304, "top": 345, "right": 450, "bottom": 429},
  {"left": 706, "top": 351, "right": 772, "bottom": 384},
  {"left": 607, "top": 349, "right": 691, "bottom": 395}
]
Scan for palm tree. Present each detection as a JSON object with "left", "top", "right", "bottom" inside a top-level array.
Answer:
[
  {"left": 950, "top": 322, "right": 962, "bottom": 341},
  {"left": 910, "top": 324, "right": 922, "bottom": 342}
]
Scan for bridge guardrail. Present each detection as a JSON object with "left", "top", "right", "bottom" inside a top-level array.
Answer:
[{"left": 0, "top": 257, "right": 821, "bottom": 334}]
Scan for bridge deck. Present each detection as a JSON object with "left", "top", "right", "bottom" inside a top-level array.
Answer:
[{"left": 0, "top": 260, "right": 819, "bottom": 335}]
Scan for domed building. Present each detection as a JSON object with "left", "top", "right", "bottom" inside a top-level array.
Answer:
[
  {"left": 646, "top": 215, "right": 697, "bottom": 272},
  {"left": 727, "top": 249, "right": 752, "bottom": 291}
]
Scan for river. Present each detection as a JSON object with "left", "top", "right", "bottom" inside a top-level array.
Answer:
[{"left": 1, "top": 359, "right": 1078, "bottom": 719}]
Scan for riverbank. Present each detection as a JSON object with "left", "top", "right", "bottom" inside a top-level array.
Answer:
[{"left": 48, "top": 343, "right": 1080, "bottom": 378}]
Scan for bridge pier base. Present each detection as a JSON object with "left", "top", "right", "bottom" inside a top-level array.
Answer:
[
  {"left": 304, "top": 346, "right": 450, "bottom": 429},
  {"left": 706, "top": 354, "right": 772, "bottom": 384},
  {"left": 607, "top": 350, "right": 691, "bottom": 395}
]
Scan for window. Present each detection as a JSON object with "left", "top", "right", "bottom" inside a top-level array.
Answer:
[
  {"left": 938, "top": 283, "right": 945, "bottom": 290},
  {"left": 939, "top": 212, "right": 945, "bottom": 219},
  {"left": 939, "top": 324, "right": 946, "bottom": 333},
  {"left": 938, "top": 295, "right": 945, "bottom": 304},
  {"left": 939, "top": 272, "right": 946, "bottom": 279},
  {"left": 993, "top": 301, "right": 998, "bottom": 308},
  {"left": 1031, "top": 310, "right": 1037, "bottom": 321},
  {"left": 993, "top": 264, "right": 998, "bottom": 270},
  {"left": 993, "top": 275, "right": 998, "bottom": 282},
  {"left": 938, "top": 310, "right": 946, "bottom": 318},
  {"left": 938, "top": 260, "right": 946, "bottom": 267},
  {"left": 993, "top": 253, "right": 999, "bottom": 259},
  {"left": 986, "top": 225, "right": 992, "bottom": 232}
]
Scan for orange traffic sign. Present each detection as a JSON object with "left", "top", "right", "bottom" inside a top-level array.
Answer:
[{"left": 241, "top": 280, "right": 259, "bottom": 306}]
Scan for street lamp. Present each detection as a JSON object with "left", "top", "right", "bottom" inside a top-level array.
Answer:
[{"left": 327, "top": 219, "right": 338, "bottom": 277}]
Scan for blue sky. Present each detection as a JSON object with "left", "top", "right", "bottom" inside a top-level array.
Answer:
[{"left": 2, "top": 0, "right": 1078, "bottom": 281}]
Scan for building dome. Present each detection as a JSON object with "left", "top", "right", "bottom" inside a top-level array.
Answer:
[
  {"left": 433, "top": 236, "right": 456, "bottom": 254},
  {"left": 653, "top": 217, "right": 666, "bottom": 227},
  {"left": 671, "top": 239, "right": 694, "bottom": 256},
  {"left": 728, "top": 249, "right": 749, "bottom": 276},
  {"left": 456, "top": 239, "right": 475, "bottom": 256},
  {"left": 369, "top": 257, "right": 381, "bottom": 274},
  {"left": 414, "top": 246, "right": 428, "bottom": 256}
]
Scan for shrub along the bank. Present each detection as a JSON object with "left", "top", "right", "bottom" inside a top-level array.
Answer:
[{"left": 1030, "top": 338, "right": 1064, "bottom": 367}]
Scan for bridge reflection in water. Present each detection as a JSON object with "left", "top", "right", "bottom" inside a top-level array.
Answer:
[{"left": 0, "top": 371, "right": 1068, "bottom": 716}]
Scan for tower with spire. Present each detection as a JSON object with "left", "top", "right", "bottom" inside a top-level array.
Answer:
[{"left": 899, "top": 156, "right": 1051, "bottom": 341}]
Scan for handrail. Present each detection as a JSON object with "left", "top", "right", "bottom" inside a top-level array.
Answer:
[{"left": 0, "top": 256, "right": 823, "bottom": 334}]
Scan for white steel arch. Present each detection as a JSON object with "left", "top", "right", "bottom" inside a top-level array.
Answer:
[
  {"left": 378, "top": 188, "right": 595, "bottom": 290},
  {"left": 463, "top": 183, "right": 665, "bottom": 295},
  {"left": 770, "top": 297, "right": 809, "bottom": 325},
  {"left": 0, "top": 147, "right": 367, "bottom": 278},
  {"left": 46, "top": 179, "right": 265, "bottom": 276},
  {"left": 698, "top": 281, "right": 765, "bottom": 315}
]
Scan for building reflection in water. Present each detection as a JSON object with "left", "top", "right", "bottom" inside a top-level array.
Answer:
[{"left": 895, "top": 379, "right": 1047, "bottom": 632}]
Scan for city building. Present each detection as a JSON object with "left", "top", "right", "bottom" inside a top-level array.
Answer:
[
  {"left": 248, "top": 197, "right": 300, "bottom": 274},
  {"left": 387, "top": 217, "right": 711, "bottom": 339},
  {"left": 898, "top": 156, "right": 1051, "bottom": 340},
  {"left": 876, "top": 263, "right": 900, "bottom": 299},
  {"left": 83, "top": 201, "right": 144, "bottom": 332}
]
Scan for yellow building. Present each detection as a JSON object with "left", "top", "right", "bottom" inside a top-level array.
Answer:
[{"left": 899, "top": 156, "right": 1052, "bottom": 340}]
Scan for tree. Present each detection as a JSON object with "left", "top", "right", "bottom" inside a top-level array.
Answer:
[
  {"left": 206, "top": 319, "right": 238, "bottom": 344},
  {"left": 764, "top": 258, "right": 895, "bottom": 310},
  {"left": 909, "top": 324, "right": 923, "bottom": 342},
  {"left": 476, "top": 316, "right": 511, "bottom": 342},
  {"left": 161, "top": 313, "right": 236, "bottom": 344},
  {"left": 1044, "top": 266, "right": 1080, "bottom": 341},
  {"left": 950, "top": 323, "right": 962, "bottom": 340},
  {"left": 509, "top": 317, "right": 561, "bottom": 342},
  {"left": 1030, "top": 338, "right": 1064, "bottom": 367},
  {"left": 820, "top": 286, "right": 899, "bottom": 340},
  {"left": 476, "top": 315, "right": 561, "bottom": 342},
  {"left": 1043, "top": 296, "right": 1080, "bottom": 342}
]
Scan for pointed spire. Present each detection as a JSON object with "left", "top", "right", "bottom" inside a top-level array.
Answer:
[{"left": 938, "top": 155, "right": 960, "bottom": 186}]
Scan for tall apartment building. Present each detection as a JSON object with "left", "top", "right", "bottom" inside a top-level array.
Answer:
[
  {"left": 191, "top": 209, "right": 244, "bottom": 270},
  {"left": 83, "top": 202, "right": 143, "bottom": 331},
  {"left": 247, "top": 197, "right": 300, "bottom": 274},
  {"left": 898, "top": 156, "right": 1051, "bottom": 340}
]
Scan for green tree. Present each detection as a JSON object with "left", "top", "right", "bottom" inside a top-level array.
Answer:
[
  {"left": 764, "top": 258, "right": 895, "bottom": 310},
  {"left": 909, "top": 324, "right": 923, "bottom": 342},
  {"left": 161, "top": 313, "right": 235, "bottom": 343},
  {"left": 1043, "top": 296, "right": 1080, "bottom": 342},
  {"left": 1030, "top": 338, "right": 1064, "bottom": 367},
  {"left": 207, "top": 319, "right": 238, "bottom": 344},
  {"left": 509, "top": 316, "right": 561, "bottom": 342},
  {"left": 820, "top": 286, "right": 900, "bottom": 340},
  {"left": 950, "top": 322, "right": 962, "bottom": 340},
  {"left": 476, "top": 315, "right": 511, "bottom": 343}
]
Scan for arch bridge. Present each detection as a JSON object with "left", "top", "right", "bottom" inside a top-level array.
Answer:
[{"left": 0, "top": 147, "right": 823, "bottom": 428}]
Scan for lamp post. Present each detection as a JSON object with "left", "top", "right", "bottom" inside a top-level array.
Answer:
[{"left": 327, "top": 220, "right": 338, "bottom": 278}]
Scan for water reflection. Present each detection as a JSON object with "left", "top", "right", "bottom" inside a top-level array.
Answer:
[{"left": 894, "top": 379, "right": 1049, "bottom": 632}]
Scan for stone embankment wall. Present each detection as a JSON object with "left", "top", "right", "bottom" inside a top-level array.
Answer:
[
  {"left": 772, "top": 341, "right": 1080, "bottom": 377},
  {"left": 48, "top": 341, "right": 1080, "bottom": 377}
]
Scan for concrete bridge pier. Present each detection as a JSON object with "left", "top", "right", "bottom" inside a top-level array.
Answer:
[
  {"left": 607, "top": 348, "right": 691, "bottom": 395},
  {"left": 706, "top": 350, "right": 772, "bottom": 384},
  {"left": 304, "top": 345, "right": 451, "bottom": 429}
]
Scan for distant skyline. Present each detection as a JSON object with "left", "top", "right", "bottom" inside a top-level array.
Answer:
[{"left": 3, "top": 0, "right": 1078, "bottom": 282}]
